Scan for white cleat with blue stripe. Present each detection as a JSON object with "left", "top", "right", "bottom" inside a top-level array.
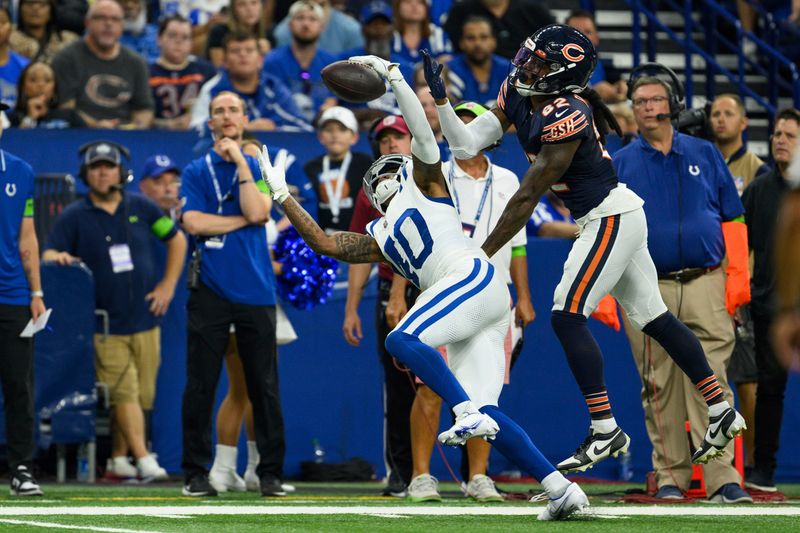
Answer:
[
  {"left": 438, "top": 411, "right": 499, "bottom": 446},
  {"left": 537, "top": 482, "right": 589, "bottom": 521}
]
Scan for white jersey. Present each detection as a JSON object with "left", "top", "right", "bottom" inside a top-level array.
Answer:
[{"left": 366, "top": 162, "right": 486, "bottom": 291}]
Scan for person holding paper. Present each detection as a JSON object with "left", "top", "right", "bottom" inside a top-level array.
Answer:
[{"left": 0, "top": 100, "right": 45, "bottom": 496}]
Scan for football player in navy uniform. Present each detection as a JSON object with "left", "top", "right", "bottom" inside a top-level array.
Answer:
[{"left": 424, "top": 24, "right": 747, "bottom": 472}]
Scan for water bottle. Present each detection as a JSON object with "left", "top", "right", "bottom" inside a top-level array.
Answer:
[
  {"left": 311, "top": 438, "right": 326, "bottom": 464},
  {"left": 618, "top": 452, "right": 633, "bottom": 481},
  {"left": 77, "top": 443, "right": 89, "bottom": 482}
]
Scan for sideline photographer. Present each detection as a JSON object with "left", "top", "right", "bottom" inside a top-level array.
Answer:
[{"left": 612, "top": 64, "right": 752, "bottom": 503}]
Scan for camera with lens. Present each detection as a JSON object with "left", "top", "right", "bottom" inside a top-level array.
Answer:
[{"left": 675, "top": 105, "right": 711, "bottom": 139}]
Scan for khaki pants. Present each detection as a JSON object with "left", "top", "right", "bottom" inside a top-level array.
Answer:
[
  {"left": 94, "top": 327, "right": 161, "bottom": 408},
  {"left": 624, "top": 268, "right": 740, "bottom": 494}
]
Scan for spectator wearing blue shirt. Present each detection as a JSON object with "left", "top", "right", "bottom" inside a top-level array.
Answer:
[
  {"left": 0, "top": 108, "right": 46, "bottom": 496},
  {"left": 565, "top": 10, "right": 627, "bottom": 104},
  {"left": 338, "top": 1, "right": 414, "bottom": 123},
  {"left": 0, "top": 8, "right": 30, "bottom": 108},
  {"left": 44, "top": 141, "right": 187, "bottom": 483},
  {"left": 180, "top": 91, "right": 286, "bottom": 498},
  {"left": 273, "top": 0, "right": 363, "bottom": 56},
  {"left": 613, "top": 76, "right": 752, "bottom": 504},
  {"left": 119, "top": 0, "right": 160, "bottom": 62},
  {"left": 445, "top": 15, "right": 509, "bottom": 110},
  {"left": 263, "top": 1, "right": 337, "bottom": 124},
  {"left": 527, "top": 191, "right": 577, "bottom": 238},
  {"left": 191, "top": 31, "right": 312, "bottom": 132},
  {"left": 391, "top": 0, "right": 451, "bottom": 67}
]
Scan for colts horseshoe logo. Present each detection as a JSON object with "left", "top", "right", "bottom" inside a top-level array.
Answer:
[
  {"left": 5, "top": 183, "right": 16, "bottom": 197},
  {"left": 562, "top": 43, "right": 585, "bottom": 62},
  {"left": 688, "top": 165, "right": 700, "bottom": 176}
]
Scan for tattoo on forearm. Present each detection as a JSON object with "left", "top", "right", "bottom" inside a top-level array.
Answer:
[
  {"left": 284, "top": 198, "right": 327, "bottom": 248},
  {"left": 334, "top": 233, "right": 381, "bottom": 263}
]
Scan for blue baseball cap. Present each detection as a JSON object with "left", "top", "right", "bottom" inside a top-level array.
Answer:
[
  {"left": 141, "top": 155, "right": 179, "bottom": 179},
  {"left": 360, "top": 1, "right": 392, "bottom": 23}
]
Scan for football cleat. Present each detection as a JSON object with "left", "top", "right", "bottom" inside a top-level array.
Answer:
[
  {"left": 438, "top": 411, "right": 499, "bottom": 446},
  {"left": 557, "top": 426, "right": 630, "bottom": 473},
  {"left": 537, "top": 482, "right": 589, "bottom": 521},
  {"left": 692, "top": 407, "right": 746, "bottom": 464}
]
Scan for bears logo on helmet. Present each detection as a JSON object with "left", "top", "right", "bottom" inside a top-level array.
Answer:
[{"left": 508, "top": 24, "right": 597, "bottom": 97}]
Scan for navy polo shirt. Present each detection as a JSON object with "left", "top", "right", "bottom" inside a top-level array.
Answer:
[
  {"left": 46, "top": 193, "right": 178, "bottom": 334},
  {"left": 180, "top": 150, "right": 276, "bottom": 306},
  {"left": 0, "top": 150, "right": 35, "bottom": 306},
  {"left": 613, "top": 131, "right": 743, "bottom": 272}
]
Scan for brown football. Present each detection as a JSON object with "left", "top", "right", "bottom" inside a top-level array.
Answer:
[{"left": 321, "top": 60, "right": 386, "bottom": 103}]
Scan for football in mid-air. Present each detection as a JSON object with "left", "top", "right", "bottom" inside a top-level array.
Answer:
[{"left": 321, "top": 60, "right": 386, "bottom": 103}]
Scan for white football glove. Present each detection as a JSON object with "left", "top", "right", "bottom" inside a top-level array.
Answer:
[
  {"left": 348, "top": 55, "right": 403, "bottom": 83},
  {"left": 257, "top": 145, "right": 290, "bottom": 204}
]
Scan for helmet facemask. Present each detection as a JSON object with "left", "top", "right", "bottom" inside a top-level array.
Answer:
[
  {"left": 363, "top": 154, "right": 411, "bottom": 215},
  {"left": 509, "top": 40, "right": 565, "bottom": 96}
]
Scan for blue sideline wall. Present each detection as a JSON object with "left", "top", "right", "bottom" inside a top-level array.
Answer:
[{"left": 5, "top": 130, "right": 799, "bottom": 483}]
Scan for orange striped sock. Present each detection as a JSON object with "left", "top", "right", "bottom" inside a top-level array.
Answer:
[
  {"left": 585, "top": 391, "right": 612, "bottom": 419},
  {"left": 696, "top": 375, "right": 724, "bottom": 405}
]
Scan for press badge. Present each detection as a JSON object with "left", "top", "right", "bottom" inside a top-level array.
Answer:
[
  {"left": 462, "top": 222, "right": 476, "bottom": 238},
  {"left": 205, "top": 235, "right": 225, "bottom": 249},
  {"left": 109, "top": 244, "right": 134, "bottom": 273}
]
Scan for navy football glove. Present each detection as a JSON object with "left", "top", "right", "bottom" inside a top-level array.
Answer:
[{"left": 421, "top": 49, "right": 447, "bottom": 100}]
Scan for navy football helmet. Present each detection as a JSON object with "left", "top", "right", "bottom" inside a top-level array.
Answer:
[{"left": 509, "top": 24, "right": 597, "bottom": 97}]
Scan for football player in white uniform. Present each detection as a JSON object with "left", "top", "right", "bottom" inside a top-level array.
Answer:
[{"left": 256, "top": 55, "right": 588, "bottom": 520}]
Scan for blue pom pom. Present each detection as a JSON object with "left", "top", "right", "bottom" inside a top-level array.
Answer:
[{"left": 273, "top": 227, "right": 338, "bottom": 310}]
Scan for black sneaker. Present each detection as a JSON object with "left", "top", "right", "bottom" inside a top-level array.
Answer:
[
  {"left": 556, "top": 426, "right": 630, "bottom": 473},
  {"left": 744, "top": 468, "right": 777, "bottom": 493},
  {"left": 10, "top": 466, "right": 43, "bottom": 496},
  {"left": 182, "top": 474, "right": 218, "bottom": 497},
  {"left": 381, "top": 472, "right": 408, "bottom": 497},
  {"left": 260, "top": 474, "right": 287, "bottom": 497}
]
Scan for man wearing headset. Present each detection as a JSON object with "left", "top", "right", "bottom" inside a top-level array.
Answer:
[
  {"left": 43, "top": 141, "right": 187, "bottom": 481},
  {"left": 612, "top": 75, "right": 752, "bottom": 503}
]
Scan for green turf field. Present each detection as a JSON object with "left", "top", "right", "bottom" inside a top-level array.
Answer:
[{"left": 0, "top": 481, "right": 796, "bottom": 532}]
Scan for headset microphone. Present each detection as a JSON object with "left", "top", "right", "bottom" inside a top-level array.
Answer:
[{"left": 655, "top": 112, "right": 674, "bottom": 121}]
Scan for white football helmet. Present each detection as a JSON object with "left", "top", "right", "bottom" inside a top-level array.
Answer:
[{"left": 362, "top": 154, "right": 410, "bottom": 214}]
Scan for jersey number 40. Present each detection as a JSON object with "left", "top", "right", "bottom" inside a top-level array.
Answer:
[{"left": 383, "top": 208, "right": 434, "bottom": 287}]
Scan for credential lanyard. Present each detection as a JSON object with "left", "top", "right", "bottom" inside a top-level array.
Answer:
[
  {"left": 449, "top": 160, "right": 493, "bottom": 228},
  {"left": 206, "top": 153, "right": 238, "bottom": 214},
  {"left": 321, "top": 152, "right": 352, "bottom": 222}
]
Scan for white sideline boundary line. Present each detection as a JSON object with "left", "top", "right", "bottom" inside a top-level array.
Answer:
[
  {"left": 0, "top": 505, "right": 798, "bottom": 517},
  {"left": 0, "top": 518, "right": 163, "bottom": 532}
]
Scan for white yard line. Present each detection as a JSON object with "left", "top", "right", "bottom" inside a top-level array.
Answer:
[
  {"left": 0, "top": 505, "right": 797, "bottom": 517},
  {"left": 0, "top": 518, "right": 163, "bottom": 532}
]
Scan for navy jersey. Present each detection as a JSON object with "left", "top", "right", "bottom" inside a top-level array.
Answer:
[
  {"left": 149, "top": 58, "right": 216, "bottom": 120},
  {"left": 497, "top": 81, "right": 617, "bottom": 219}
]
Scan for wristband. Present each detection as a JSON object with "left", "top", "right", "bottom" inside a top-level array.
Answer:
[{"left": 31, "top": 290, "right": 44, "bottom": 299}]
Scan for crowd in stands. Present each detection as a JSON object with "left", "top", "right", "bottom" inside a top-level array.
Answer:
[{"left": 0, "top": 0, "right": 797, "bottom": 502}]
